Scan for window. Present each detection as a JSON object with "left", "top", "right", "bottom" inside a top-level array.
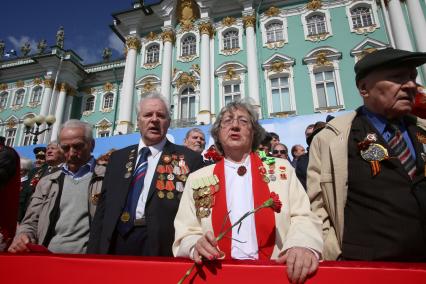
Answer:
[
  {"left": 181, "top": 35, "right": 196, "bottom": 57},
  {"left": 224, "top": 83, "right": 241, "bottom": 106},
  {"left": 271, "top": 76, "right": 291, "bottom": 112},
  {"left": 314, "top": 70, "right": 339, "bottom": 108},
  {"left": 5, "top": 128, "right": 16, "bottom": 146},
  {"left": 223, "top": 30, "right": 239, "bottom": 50},
  {"left": 306, "top": 14, "right": 327, "bottom": 36},
  {"left": 84, "top": 96, "right": 95, "bottom": 112},
  {"left": 180, "top": 87, "right": 196, "bottom": 119},
  {"left": 14, "top": 89, "right": 25, "bottom": 106},
  {"left": 146, "top": 44, "right": 160, "bottom": 64},
  {"left": 266, "top": 22, "right": 284, "bottom": 43},
  {"left": 0, "top": 92, "right": 8, "bottom": 108},
  {"left": 351, "top": 7, "right": 374, "bottom": 28},
  {"left": 103, "top": 93, "right": 114, "bottom": 109},
  {"left": 99, "top": 131, "right": 110, "bottom": 138},
  {"left": 30, "top": 86, "right": 42, "bottom": 103},
  {"left": 22, "top": 126, "right": 34, "bottom": 146}
]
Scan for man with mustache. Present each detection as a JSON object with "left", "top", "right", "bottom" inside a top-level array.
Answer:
[
  {"left": 88, "top": 93, "right": 204, "bottom": 256},
  {"left": 9, "top": 120, "right": 105, "bottom": 254},
  {"left": 308, "top": 48, "right": 426, "bottom": 261}
]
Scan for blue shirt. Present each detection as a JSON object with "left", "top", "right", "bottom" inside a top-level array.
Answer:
[
  {"left": 362, "top": 107, "right": 416, "bottom": 159},
  {"left": 61, "top": 157, "right": 96, "bottom": 179}
]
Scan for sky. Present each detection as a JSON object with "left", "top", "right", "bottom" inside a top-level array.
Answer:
[{"left": 0, "top": 1, "right": 136, "bottom": 64}]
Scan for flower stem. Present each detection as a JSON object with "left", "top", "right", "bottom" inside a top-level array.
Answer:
[{"left": 177, "top": 262, "right": 197, "bottom": 284}]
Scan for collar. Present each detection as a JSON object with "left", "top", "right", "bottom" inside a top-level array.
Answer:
[
  {"left": 361, "top": 106, "right": 390, "bottom": 135},
  {"left": 61, "top": 157, "right": 96, "bottom": 179},
  {"left": 137, "top": 137, "right": 167, "bottom": 159},
  {"left": 224, "top": 155, "right": 250, "bottom": 170}
]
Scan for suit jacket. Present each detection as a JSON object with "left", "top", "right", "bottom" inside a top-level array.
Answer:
[
  {"left": 173, "top": 157, "right": 323, "bottom": 259},
  {"left": 307, "top": 111, "right": 426, "bottom": 260},
  {"left": 88, "top": 140, "right": 205, "bottom": 256}
]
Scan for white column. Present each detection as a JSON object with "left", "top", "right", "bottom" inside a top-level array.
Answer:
[
  {"left": 380, "top": 0, "right": 396, "bottom": 47},
  {"left": 198, "top": 22, "right": 213, "bottom": 125},
  {"left": 40, "top": 79, "right": 53, "bottom": 117},
  {"left": 405, "top": 0, "right": 426, "bottom": 82},
  {"left": 243, "top": 13, "right": 261, "bottom": 115},
  {"left": 50, "top": 83, "right": 68, "bottom": 141},
  {"left": 160, "top": 29, "right": 174, "bottom": 104},
  {"left": 63, "top": 94, "right": 74, "bottom": 121},
  {"left": 116, "top": 35, "right": 140, "bottom": 134},
  {"left": 387, "top": 0, "right": 413, "bottom": 51}
]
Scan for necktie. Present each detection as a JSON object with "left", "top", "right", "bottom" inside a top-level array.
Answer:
[
  {"left": 388, "top": 123, "right": 416, "bottom": 179},
  {"left": 117, "top": 147, "right": 151, "bottom": 236}
]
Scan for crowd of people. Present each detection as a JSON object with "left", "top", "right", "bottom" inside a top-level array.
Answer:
[{"left": 1, "top": 48, "right": 426, "bottom": 283}]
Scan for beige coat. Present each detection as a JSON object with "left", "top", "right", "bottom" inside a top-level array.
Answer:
[
  {"left": 307, "top": 112, "right": 426, "bottom": 260},
  {"left": 173, "top": 158, "right": 323, "bottom": 259},
  {"left": 15, "top": 165, "right": 106, "bottom": 244}
]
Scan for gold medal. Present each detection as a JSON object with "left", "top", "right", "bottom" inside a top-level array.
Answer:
[
  {"left": 91, "top": 193, "right": 100, "bottom": 205},
  {"left": 124, "top": 172, "right": 131, "bottom": 179},
  {"left": 121, "top": 212, "right": 130, "bottom": 223},
  {"left": 158, "top": 191, "right": 165, "bottom": 199},
  {"left": 193, "top": 190, "right": 200, "bottom": 200},
  {"left": 166, "top": 191, "right": 174, "bottom": 199},
  {"left": 125, "top": 162, "right": 133, "bottom": 168}
]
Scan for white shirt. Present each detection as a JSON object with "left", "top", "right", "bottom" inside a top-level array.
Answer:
[
  {"left": 224, "top": 156, "right": 259, "bottom": 259},
  {"left": 135, "top": 138, "right": 167, "bottom": 219}
]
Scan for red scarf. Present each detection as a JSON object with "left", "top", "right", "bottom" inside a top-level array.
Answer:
[{"left": 212, "top": 152, "right": 275, "bottom": 259}]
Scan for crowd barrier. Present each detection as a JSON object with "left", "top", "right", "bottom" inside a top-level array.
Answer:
[{"left": 1, "top": 254, "right": 425, "bottom": 284}]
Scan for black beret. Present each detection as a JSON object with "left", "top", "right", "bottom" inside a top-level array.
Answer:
[
  {"left": 33, "top": 147, "right": 46, "bottom": 157},
  {"left": 354, "top": 48, "right": 426, "bottom": 83}
]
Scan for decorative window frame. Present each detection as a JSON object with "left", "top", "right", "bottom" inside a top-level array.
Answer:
[
  {"left": 141, "top": 39, "right": 163, "bottom": 69},
  {"left": 176, "top": 31, "right": 200, "bottom": 63},
  {"left": 136, "top": 75, "right": 161, "bottom": 98},
  {"left": 303, "top": 47, "right": 345, "bottom": 113},
  {"left": 346, "top": 0, "right": 380, "bottom": 35},
  {"left": 4, "top": 115, "right": 19, "bottom": 147},
  {"left": 28, "top": 85, "right": 44, "bottom": 107},
  {"left": 260, "top": 9, "right": 288, "bottom": 49},
  {"left": 215, "top": 62, "right": 247, "bottom": 109},
  {"left": 0, "top": 91, "right": 9, "bottom": 111},
  {"left": 82, "top": 94, "right": 96, "bottom": 116},
  {"left": 301, "top": 9, "right": 332, "bottom": 42},
  {"left": 262, "top": 54, "right": 297, "bottom": 117},
  {"left": 350, "top": 37, "right": 389, "bottom": 63},
  {"left": 12, "top": 88, "right": 26, "bottom": 110},
  {"left": 171, "top": 70, "right": 200, "bottom": 121},
  {"left": 95, "top": 118, "right": 112, "bottom": 138},
  {"left": 216, "top": 18, "right": 244, "bottom": 56},
  {"left": 100, "top": 92, "right": 115, "bottom": 113}
]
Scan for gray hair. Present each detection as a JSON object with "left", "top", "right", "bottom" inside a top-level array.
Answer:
[
  {"left": 58, "top": 119, "right": 93, "bottom": 142},
  {"left": 47, "top": 140, "right": 60, "bottom": 147},
  {"left": 185, "top": 127, "right": 205, "bottom": 139},
  {"left": 20, "top": 157, "right": 33, "bottom": 171},
  {"left": 210, "top": 100, "right": 266, "bottom": 154},
  {"left": 136, "top": 91, "right": 171, "bottom": 120}
]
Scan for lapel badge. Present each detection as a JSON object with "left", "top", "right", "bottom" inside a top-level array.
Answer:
[{"left": 91, "top": 193, "right": 101, "bottom": 205}]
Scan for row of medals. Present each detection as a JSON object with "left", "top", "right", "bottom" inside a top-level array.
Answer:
[
  {"left": 259, "top": 164, "right": 288, "bottom": 183},
  {"left": 192, "top": 175, "right": 220, "bottom": 218},
  {"left": 156, "top": 154, "right": 189, "bottom": 200}
]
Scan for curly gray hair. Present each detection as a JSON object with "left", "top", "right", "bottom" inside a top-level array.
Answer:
[{"left": 210, "top": 100, "right": 266, "bottom": 154}]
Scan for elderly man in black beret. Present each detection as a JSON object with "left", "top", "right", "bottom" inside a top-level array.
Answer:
[{"left": 308, "top": 48, "right": 426, "bottom": 261}]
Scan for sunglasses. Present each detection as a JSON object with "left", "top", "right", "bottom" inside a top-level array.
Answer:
[{"left": 272, "top": 150, "right": 287, "bottom": 155}]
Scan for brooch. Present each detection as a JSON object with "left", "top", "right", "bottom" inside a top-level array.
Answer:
[
  {"left": 358, "top": 133, "right": 389, "bottom": 177},
  {"left": 192, "top": 175, "right": 219, "bottom": 218}
]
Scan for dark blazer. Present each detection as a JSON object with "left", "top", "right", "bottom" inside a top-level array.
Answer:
[{"left": 88, "top": 140, "right": 205, "bottom": 256}]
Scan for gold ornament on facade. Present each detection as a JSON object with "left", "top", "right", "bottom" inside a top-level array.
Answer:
[
  {"left": 0, "top": 83, "right": 8, "bottom": 91},
  {"left": 271, "top": 61, "right": 288, "bottom": 73},
  {"left": 126, "top": 36, "right": 141, "bottom": 51},
  {"left": 222, "top": 17, "right": 236, "bottom": 27},
  {"left": 266, "top": 40, "right": 285, "bottom": 49},
  {"left": 191, "top": 64, "right": 200, "bottom": 74},
  {"left": 307, "top": 0, "right": 322, "bottom": 11},
  {"left": 243, "top": 15, "right": 256, "bottom": 29},
  {"left": 103, "top": 82, "right": 114, "bottom": 92},
  {"left": 357, "top": 48, "right": 377, "bottom": 61},
  {"left": 354, "top": 25, "right": 376, "bottom": 35},
  {"left": 307, "top": 33, "right": 329, "bottom": 42},
  {"left": 315, "top": 52, "right": 332, "bottom": 67},
  {"left": 7, "top": 119, "right": 17, "bottom": 129},
  {"left": 199, "top": 22, "right": 214, "bottom": 38},
  {"left": 59, "top": 83, "right": 68, "bottom": 92},
  {"left": 176, "top": 72, "right": 197, "bottom": 89},
  {"left": 44, "top": 79, "right": 54, "bottom": 88},
  {"left": 142, "top": 81, "right": 156, "bottom": 93},
  {"left": 265, "top": 6, "right": 280, "bottom": 17},
  {"left": 98, "top": 121, "right": 110, "bottom": 131},
  {"left": 33, "top": 77, "right": 42, "bottom": 85},
  {"left": 161, "top": 30, "right": 175, "bottom": 43},
  {"left": 223, "top": 67, "right": 238, "bottom": 81},
  {"left": 16, "top": 80, "right": 25, "bottom": 88},
  {"left": 177, "top": 0, "right": 200, "bottom": 28},
  {"left": 82, "top": 87, "right": 96, "bottom": 95},
  {"left": 146, "top": 31, "right": 158, "bottom": 41}
]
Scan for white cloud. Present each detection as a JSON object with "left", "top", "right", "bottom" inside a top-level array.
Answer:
[
  {"left": 7, "top": 36, "right": 38, "bottom": 53},
  {"left": 75, "top": 47, "right": 99, "bottom": 64},
  {"left": 108, "top": 33, "right": 124, "bottom": 55}
]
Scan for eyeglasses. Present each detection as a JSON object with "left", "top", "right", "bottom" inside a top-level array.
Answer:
[
  {"left": 220, "top": 117, "right": 250, "bottom": 128},
  {"left": 272, "top": 150, "right": 287, "bottom": 155}
]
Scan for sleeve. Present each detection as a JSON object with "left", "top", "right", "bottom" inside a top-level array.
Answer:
[
  {"left": 0, "top": 147, "right": 18, "bottom": 188},
  {"left": 172, "top": 172, "right": 203, "bottom": 258},
  {"left": 282, "top": 162, "right": 323, "bottom": 256}
]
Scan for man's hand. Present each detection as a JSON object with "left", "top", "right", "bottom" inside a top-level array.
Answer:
[
  {"left": 193, "top": 231, "right": 221, "bottom": 264},
  {"left": 277, "top": 247, "right": 319, "bottom": 284},
  {"left": 8, "top": 233, "right": 33, "bottom": 253}
]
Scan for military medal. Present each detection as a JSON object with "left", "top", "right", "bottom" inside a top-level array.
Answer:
[
  {"left": 91, "top": 193, "right": 100, "bottom": 205},
  {"left": 279, "top": 166, "right": 287, "bottom": 180},
  {"left": 192, "top": 175, "right": 219, "bottom": 218},
  {"left": 158, "top": 191, "right": 165, "bottom": 199},
  {"left": 237, "top": 165, "right": 247, "bottom": 176},
  {"left": 121, "top": 212, "right": 130, "bottom": 223},
  {"left": 166, "top": 191, "right": 174, "bottom": 199},
  {"left": 358, "top": 133, "right": 388, "bottom": 177}
]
